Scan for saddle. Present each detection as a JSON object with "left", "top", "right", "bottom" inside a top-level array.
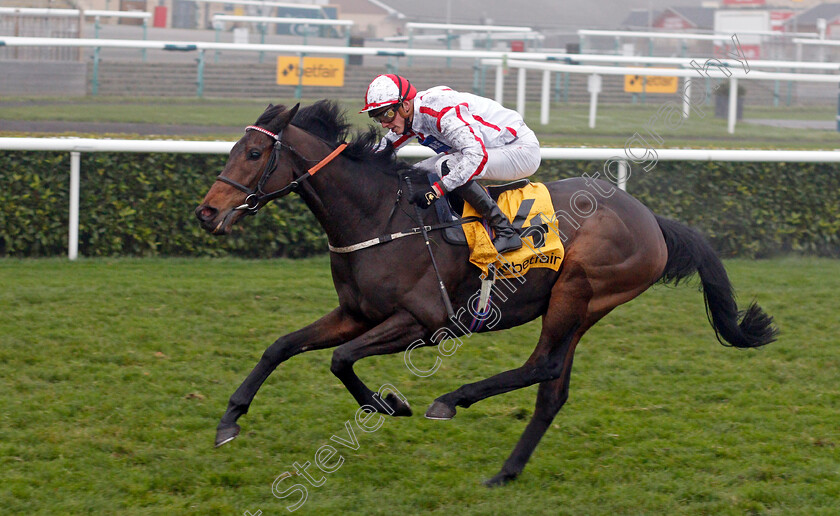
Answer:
[{"left": 427, "top": 173, "right": 531, "bottom": 246}]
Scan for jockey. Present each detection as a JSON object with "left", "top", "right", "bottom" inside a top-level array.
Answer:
[{"left": 361, "top": 74, "right": 541, "bottom": 254}]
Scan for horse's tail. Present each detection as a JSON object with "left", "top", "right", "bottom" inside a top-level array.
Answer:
[{"left": 654, "top": 215, "right": 778, "bottom": 348}]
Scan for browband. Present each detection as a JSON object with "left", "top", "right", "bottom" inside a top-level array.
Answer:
[{"left": 245, "top": 125, "right": 279, "bottom": 140}]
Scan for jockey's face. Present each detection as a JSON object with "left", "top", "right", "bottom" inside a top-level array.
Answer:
[{"left": 376, "top": 100, "right": 412, "bottom": 135}]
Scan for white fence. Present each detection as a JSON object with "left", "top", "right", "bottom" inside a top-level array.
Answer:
[
  {"left": 483, "top": 58, "right": 840, "bottom": 133},
  {"left": 579, "top": 29, "right": 825, "bottom": 62},
  {"left": 3, "top": 137, "right": 840, "bottom": 260},
  {"left": 4, "top": 34, "right": 837, "bottom": 68},
  {"left": 3, "top": 34, "right": 839, "bottom": 119}
]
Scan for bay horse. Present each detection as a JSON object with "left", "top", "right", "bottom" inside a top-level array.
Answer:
[{"left": 195, "top": 101, "right": 777, "bottom": 486}]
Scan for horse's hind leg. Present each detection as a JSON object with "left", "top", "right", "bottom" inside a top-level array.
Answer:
[
  {"left": 485, "top": 369, "right": 574, "bottom": 487},
  {"left": 425, "top": 262, "right": 592, "bottom": 420},
  {"left": 216, "top": 307, "right": 367, "bottom": 447}
]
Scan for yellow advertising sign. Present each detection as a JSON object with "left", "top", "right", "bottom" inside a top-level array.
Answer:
[
  {"left": 276, "top": 56, "right": 345, "bottom": 87},
  {"left": 624, "top": 72, "right": 679, "bottom": 94}
]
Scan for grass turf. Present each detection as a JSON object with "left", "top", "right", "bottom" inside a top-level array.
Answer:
[{"left": 1, "top": 257, "right": 838, "bottom": 514}]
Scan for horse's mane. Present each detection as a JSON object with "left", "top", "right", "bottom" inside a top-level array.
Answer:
[{"left": 255, "top": 100, "right": 414, "bottom": 178}]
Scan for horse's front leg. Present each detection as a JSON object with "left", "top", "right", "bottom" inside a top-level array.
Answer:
[
  {"left": 329, "top": 311, "right": 428, "bottom": 416},
  {"left": 216, "top": 307, "right": 368, "bottom": 447}
]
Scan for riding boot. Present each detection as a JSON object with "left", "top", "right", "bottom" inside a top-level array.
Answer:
[{"left": 456, "top": 180, "right": 522, "bottom": 254}]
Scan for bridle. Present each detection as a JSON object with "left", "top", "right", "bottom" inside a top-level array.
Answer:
[{"left": 215, "top": 124, "right": 347, "bottom": 215}]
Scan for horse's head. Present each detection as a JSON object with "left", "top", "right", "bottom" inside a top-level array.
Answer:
[{"left": 195, "top": 103, "right": 300, "bottom": 235}]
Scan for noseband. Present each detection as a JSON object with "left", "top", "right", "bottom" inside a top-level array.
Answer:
[{"left": 215, "top": 125, "right": 347, "bottom": 215}]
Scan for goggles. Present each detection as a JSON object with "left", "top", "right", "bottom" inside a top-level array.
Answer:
[{"left": 370, "top": 105, "right": 399, "bottom": 123}]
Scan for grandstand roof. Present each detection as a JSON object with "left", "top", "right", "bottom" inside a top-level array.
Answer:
[
  {"left": 621, "top": 9, "right": 662, "bottom": 29},
  {"left": 361, "top": 0, "right": 710, "bottom": 32},
  {"left": 786, "top": 2, "right": 840, "bottom": 26},
  {"left": 656, "top": 6, "right": 716, "bottom": 30}
]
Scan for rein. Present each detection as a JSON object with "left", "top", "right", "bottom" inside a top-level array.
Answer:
[
  {"left": 215, "top": 125, "right": 347, "bottom": 215},
  {"left": 327, "top": 216, "right": 480, "bottom": 253},
  {"left": 328, "top": 172, "right": 481, "bottom": 253}
]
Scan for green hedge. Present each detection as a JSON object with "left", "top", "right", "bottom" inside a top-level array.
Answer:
[
  {"left": 1, "top": 151, "right": 838, "bottom": 258},
  {"left": 0, "top": 152, "right": 325, "bottom": 258},
  {"left": 538, "top": 159, "right": 840, "bottom": 258}
]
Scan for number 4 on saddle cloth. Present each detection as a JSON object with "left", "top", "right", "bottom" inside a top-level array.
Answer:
[{"left": 427, "top": 174, "right": 565, "bottom": 279}]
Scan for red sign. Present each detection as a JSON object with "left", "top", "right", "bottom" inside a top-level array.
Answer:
[
  {"left": 715, "top": 43, "right": 761, "bottom": 60},
  {"left": 153, "top": 5, "right": 167, "bottom": 28},
  {"left": 655, "top": 13, "right": 691, "bottom": 30},
  {"left": 828, "top": 20, "right": 840, "bottom": 39},
  {"left": 770, "top": 10, "right": 794, "bottom": 32},
  {"left": 740, "top": 45, "right": 761, "bottom": 60},
  {"left": 510, "top": 40, "right": 524, "bottom": 52}
]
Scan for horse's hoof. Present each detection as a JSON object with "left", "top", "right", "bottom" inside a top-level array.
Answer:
[
  {"left": 381, "top": 393, "right": 412, "bottom": 417},
  {"left": 424, "top": 400, "right": 456, "bottom": 420},
  {"left": 484, "top": 471, "right": 517, "bottom": 487},
  {"left": 215, "top": 423, "right": 240, "bottom": 448}
]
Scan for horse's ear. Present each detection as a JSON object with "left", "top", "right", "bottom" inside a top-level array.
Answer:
[
  {"left": 266, "top": 103, "right": 299, "bottom": 133},
  {"left": 288, "top": 103, "right": 300, "bottom": 120},
  {"left": 275, "top": 103, "right": 300, "bottom": 129}
]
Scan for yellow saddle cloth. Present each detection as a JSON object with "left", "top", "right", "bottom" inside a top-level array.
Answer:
[{"left": 462, "top": 182, "right": 565, "bottom": 279}]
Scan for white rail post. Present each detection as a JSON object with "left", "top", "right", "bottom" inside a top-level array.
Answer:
[
  {"left": 69, "top": 151, "right": 80, "bottom": 260},
  {"left": 213, "top": 18, "right": 222, "bottom": 64},
  {"left": 727, "top": 77, "right": 738, "bottom": 134},
  {"left": 77, "top": 10, "right": 84, "bottom": 61},
  {"left": 588, "top": 74, "right": 601, "bottom": 129},
  {"left": 682, "top": 77, "right": 691, "bottom": 118},
  {"left": 516, "top": 67, "right": 526, "bottom": 117},
  {"left": 407, "top": 26, "right": 413, "bottom": 66},
  {"left": 817, "top": 18, "right": 827, "bottom": 63},
  {"left": 540, "top": 69, "right": 550, "bottom": 125},
  {"left": 618, "top": 160, "right": 628, "bottom": 191},
  {"left": 495, "top": 65, "right": 504, "bottom": 103}
]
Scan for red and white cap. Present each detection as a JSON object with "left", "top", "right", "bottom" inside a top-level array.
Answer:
[{"left": 360, "top": 74, "right": 417, "bottom": 113}]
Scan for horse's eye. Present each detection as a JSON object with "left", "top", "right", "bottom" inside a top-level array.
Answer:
[{"left": 248, "top": 150, "right": 262, "bottom": 160}]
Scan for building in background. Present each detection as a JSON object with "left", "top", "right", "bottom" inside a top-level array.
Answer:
[
  {"left": 327, "top": 0, "right": 396, "bottom": 38},
  {"left": 621, "top": 9, "right": 663, "bottom": 30},
  {"left": 653, "top": 5, "right": 716, "bottom": 30},
  {"left": 6, "top": 0, "right": 838, "bottom": 45},
  {"left": 784, "top": 2, "right": 840, "bottom": 38}
]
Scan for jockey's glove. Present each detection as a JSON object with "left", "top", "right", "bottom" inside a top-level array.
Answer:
[{"left": 409, "top": 182, "right": 445, "bottom": 208}]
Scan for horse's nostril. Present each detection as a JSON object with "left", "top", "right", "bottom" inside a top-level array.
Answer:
[{"left": 196, "top": 205, "right": 218, "bottom": 222}]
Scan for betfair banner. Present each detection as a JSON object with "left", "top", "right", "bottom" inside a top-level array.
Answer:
[
  {"left": 276, "top": 57, "right": 345, "bottom": 87},
  {"left": 624, "top": 72, "right": 679, "bottom": 94}
]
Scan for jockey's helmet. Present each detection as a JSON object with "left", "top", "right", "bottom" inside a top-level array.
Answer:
[{"left": 360, "top": 74, "right": 416, "bottom": 114}]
